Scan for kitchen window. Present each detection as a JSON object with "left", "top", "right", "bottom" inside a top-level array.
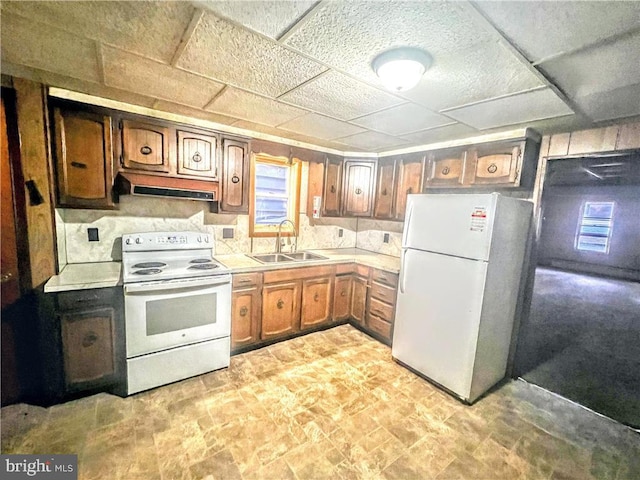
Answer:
[
  {"left": 575, "top": 201, "right": 615, "bottom": 253},
  {"left": 249, "top": 153, "right": 301, "bottom": 237}
]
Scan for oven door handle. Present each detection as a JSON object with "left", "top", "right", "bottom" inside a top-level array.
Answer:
[{"left": 124, "top": 276, "right": 230, "bottom": 294}]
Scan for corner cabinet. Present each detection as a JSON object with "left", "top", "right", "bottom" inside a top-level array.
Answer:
[
  {"left": 342, "top": 159, "right": 376, "bottom": 217},
  {"left": 51, "top": 105, "right": 115, "bottom": 208},
  {"left": 220, "top": 138, "right": 249, "bottom": 213}
]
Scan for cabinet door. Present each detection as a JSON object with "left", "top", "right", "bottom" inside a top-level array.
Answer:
[
  {"left": 231, "top": 286, "right": 261, "bottom": 349},
  {"left": 53, "top": 107, "right": 114, "bottom": 208},
  {"left": 332, "top": 275, "right": 352, "bottom": 321},
  {"left": 221, "top": 138, "right": 249, "bottom": 213},
  {"left": 322, "top": 155, "right": 343, "bottom": 216},
  {"left": 394, "top": 156, "right": 425, "bottom": 221},
  {"left": 350, "top": 275, "right": 368, "bottom": 325},
  {"left": 177, "top": 130, "right": 218, "bottom": 179},
  {"left": 373, "top": 158, "right": 396, "bottom": 219},
  {"left": 470, "top": 141, "right": 522, "bottom": 185},
  {"left": 60, "top": 308, "right": 116, "bottom": 390},
  {"left": 343, "top": 160, "right": 376, "bottom": 217},
  {"left": 262, "top": 281, "right": 301, "bottom": 340},
  {"left": 120, "top": 119, "right": 170, "bottom": 172},
  {"left": 425, "top": 149, "right": 467, "bottom": 187},
  {"left": 301, "top": 277, "right": 332, "bottom": 329}
]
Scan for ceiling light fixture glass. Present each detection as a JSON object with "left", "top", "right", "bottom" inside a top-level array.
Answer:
[{"left": 371, "top": 47, "right": 432, "bottom": 92}]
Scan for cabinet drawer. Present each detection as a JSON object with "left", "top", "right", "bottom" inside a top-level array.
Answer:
[
  {"left": 233, "top": 272, "right": 261, "bottom": 289},
  {"left": 336, "top": 263, "right": 355, "bottom": 275},
  {"left": 57, "top": 288, "right": 116, "bottom": 310},
  {"left": 366, "top": 313, "right": 392, "bottom": 339},
  {"left": 368, "top": 297, "right": 393, "bottom": 322},
  {"left": 371, "top": 269, "right": 398, "bottom": 288},
  {"left": 370, "top": 281, "right": 396, "bottom": 305}
]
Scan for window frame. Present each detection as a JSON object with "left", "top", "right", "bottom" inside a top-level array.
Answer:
[{"left": 249, "top": 153, "right": 301, "bottom": 238}]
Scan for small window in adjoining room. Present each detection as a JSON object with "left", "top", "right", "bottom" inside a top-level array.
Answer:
[
  {"left": 249, "top": 153, "right": 301, "bottom": 237},
  {"left": 575, "top": 201, "right": 615, "bottom": 253}
]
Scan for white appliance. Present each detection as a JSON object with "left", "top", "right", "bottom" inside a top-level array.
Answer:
[
  {"left": 122, "top": 232, "right": 231, "bottom": 395},
  {"left": 392, "top": 193, "right": 532, "bottom": 403}
]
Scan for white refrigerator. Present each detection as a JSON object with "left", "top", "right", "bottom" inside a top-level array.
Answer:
[{"left": 392, "top": 193, "right": 532, "bottom": 403}]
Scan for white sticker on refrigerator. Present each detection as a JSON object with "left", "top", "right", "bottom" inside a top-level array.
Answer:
[{"left": 470, "top": 206, "right": 487, "bottom": 232}]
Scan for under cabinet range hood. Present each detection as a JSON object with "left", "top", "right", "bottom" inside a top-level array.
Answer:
[{"left": 115, "top": 173, "right": 219, "bottom": 202}]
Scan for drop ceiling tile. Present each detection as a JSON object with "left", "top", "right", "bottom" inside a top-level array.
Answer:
[
  {"left": 278, "top": 113, "right": 366, "bottom": 140},
  {"left": 334, "top": 131, "right": 409, "bottom": 151},
  {"left": 176, "top": 11, "right": 326, "bottom": 97},
  {"left": 280, "top": 70, "right": 404, "bottom": 121},
  {"left": 401, "top": 41, "right": 544, "bottom": 112},
  {"left": 231, "top": 120, "right": 288, "bottom": 137},
  {"left": 1, "top": 1, "right": 193, "bottom": 63},
  {"left": 475, "top": 1, "right": 640, "bottom": 62},
  {"left": 0, "top": 12, "right": 100, "bottom": 83},
  {"left": 152, "top": 100, "right": 238, "bottom": 126},
  {"left": 444, "top": 88, "right": 573, "bottom": 130},
  {"left": 538, "top": 32, "right": 640, "bottom": 99},
  {"left": 400, "top": 123, "right": 478, "bottom": 145},
  {"left": 284, "top": 0, "right": 493, "bottom": 86},
  {"left": 351, "top": 103, "right": 453, "bottom": 135},
  {"left": 195, "top": 0, "right": 316, "bottom": 39},
  {"left": 574, "top": 82, "right": 640, "bottom": 122},
  {"left": 206, "top": 87, "right": 307, "bottom": 127},
  {"left": 102, "top": 46, "right": 224, "bottom": 109}
]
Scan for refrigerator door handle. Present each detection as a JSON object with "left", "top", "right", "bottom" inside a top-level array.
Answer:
[
  {"left": 402, "top": 201, "right": 414, "bottom": 247},
  {"left": 400, "top": 249, "right": 408, "bottom": 294}
]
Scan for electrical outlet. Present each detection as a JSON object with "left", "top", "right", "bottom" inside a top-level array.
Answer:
[
  {"left": 222, "top": 228, "right": 234, "bottom": 239},
  {"left": 88, "top": 228, "right": 99, "bottom": 242},
  {"left": 338, "top": 228, "right": 343, "bottom": 238},
  {"left": 383, "top": 233, "right": 390, "bottom": 243}
]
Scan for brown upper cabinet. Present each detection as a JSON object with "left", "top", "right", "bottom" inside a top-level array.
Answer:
[
  {"left": 51, "top": 104, "right": 115, "bottom": 209},
  {"left": 425, "top": 147, "right": 467, "bottom": 187},
  {"left": 322, "top": 154, "right": 343, "bottom": 217},
  {"left": 177, "top": 130, "right": 218, "bottom": 179},
  {"left": 119, "top": 118, "right": 170, "bottom": 173},
  {"left": 342, "top": 159, "right": 376, "bottom": 217},
  {"left": 373, "top": 157, "right": 396, "bottom": 219},
  {"left": 394, "top": 154, "right": 425, "bottom": 221},
  {"left": 469, "top": 140, "right": 521, "bottom": 185},
  {"left": 220, "top": 138, "right": 249, "bottom": 213}
]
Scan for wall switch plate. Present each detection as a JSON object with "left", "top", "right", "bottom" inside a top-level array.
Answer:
[
  {"left": 338, "top": 228, "right": 343, "bottom": 237},
  {"left": 222, "top": 228, "right": 234, "bottom": 239},
  {"left": 88, "top": 228, "right": 99, "bottom": 242},
  {"left": 383, "top": 233, "right": 390, "bottom": 243}
]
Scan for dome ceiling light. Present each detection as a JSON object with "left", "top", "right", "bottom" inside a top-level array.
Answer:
[{"left": 371, "top": 47, "right": 433, "bottom": 92}]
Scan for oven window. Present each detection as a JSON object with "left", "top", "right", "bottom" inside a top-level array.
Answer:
[{"left": 146, "top": 293, "right": 217, "bottom": 335}]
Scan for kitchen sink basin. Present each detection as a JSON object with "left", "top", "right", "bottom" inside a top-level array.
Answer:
[
  {"left": 283, "top": 252, "right": 327, "bottom": 261},
  {"left": 249, "top": 251, "right": 328, "bottom": 264}
]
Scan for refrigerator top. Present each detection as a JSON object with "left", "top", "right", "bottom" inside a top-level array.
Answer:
[{"left": 402, "top": 193, "right": 503, "bottom": 261}]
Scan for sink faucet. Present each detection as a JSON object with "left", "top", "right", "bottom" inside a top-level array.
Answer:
[{"left": 276, "top": 219, "right": 298, "bottom": 254}]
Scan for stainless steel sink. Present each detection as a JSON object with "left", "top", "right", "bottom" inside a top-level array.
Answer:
[
  {"left": 283, "top": 251, "right": 328, "bottom": 261},
  {"left": 249, "top": 251, "right": 328, "bottom": 264}
]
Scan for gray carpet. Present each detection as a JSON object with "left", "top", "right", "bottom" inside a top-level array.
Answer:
[{"left": 516, "top": 267, "right": 640, "bottom": 429}]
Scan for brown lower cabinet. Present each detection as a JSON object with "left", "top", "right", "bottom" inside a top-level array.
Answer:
[
  {"left": 350, "top": 272, "right": 368, "bottom": 326},
  {"left": 262, "top": 281, "right": 301, "bottom": 340},
  {"left": 300, "top": 277, "right": 333, "bottom": 330},
  {"left": 231, "top": 273, "right": 262, "bottom": 349},
  {"left": 332, "top": 267, "right": 353, "bottom": 321}
]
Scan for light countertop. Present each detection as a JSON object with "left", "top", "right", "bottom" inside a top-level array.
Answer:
[
  {"left": 44, "top": 262, "right": 122, "bottom": 293},
  {"left": 214, "top": 248, "right": 401, "bottom": 274}
]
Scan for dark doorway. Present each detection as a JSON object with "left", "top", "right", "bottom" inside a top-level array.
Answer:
[{"left": 515, "top": 153, "right": 640, "bottom": 429}]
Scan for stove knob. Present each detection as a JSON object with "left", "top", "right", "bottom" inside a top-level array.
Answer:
[
  {"left": 204, "top": 236, "right": 209, "bottom": 243},
  {"left": 197, "top": 235, "right": 202, "bottom": 243},
  {"left": 125, "top": 238, "right": 131, "bottom": 245},
  {"left": 135, "top": 237, "right": 142, "bottom": 244}
]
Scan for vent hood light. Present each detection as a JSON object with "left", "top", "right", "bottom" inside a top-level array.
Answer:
[{"left": 372, "top": 47, "right": 432, "bottom": 92}]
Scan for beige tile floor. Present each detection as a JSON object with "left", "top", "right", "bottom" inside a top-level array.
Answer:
[{"left": 2, "top": 325, "right": 638, "bottom": 480}]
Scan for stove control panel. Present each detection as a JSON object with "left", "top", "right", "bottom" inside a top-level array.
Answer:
[{"left": 122, "top": 232, "right": 212, "bottom": 251}]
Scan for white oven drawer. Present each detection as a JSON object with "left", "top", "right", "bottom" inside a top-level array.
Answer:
[{"left": 124, "top": 277, "right": 231, "bottom": 358}]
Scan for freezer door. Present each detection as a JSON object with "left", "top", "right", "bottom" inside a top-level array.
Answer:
[
  {"left": 402, "top": 193, "right": 497, "bottom": 261},
  {"left": 392, "top": 248, "right": 487, "bottom": 400}
]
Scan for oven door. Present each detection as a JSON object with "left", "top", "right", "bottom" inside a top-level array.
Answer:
[{"left": 124, "top": 275, "right": 231, "bottom": 358}]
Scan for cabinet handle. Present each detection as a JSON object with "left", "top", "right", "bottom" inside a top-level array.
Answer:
[
  {"left": 239, "top": 306, "right": 248, "bottom": 317},
  {"left": 406, "top": 187, "right": 413, "bottom": 194},
  {"left": 355, "top": 188, "right": 362, "bottom": 195},
  {"left": 442, "top": 166, "right": 450, "bottom": 175},
  {"left": 487, "top": 163, "right": 498, "bottom": 174},
  {"left": 231, "top": 175, "right": 240, "bottom": 184},
  {"left": 314, "top": 293, "right": 319, "bottom": 302},
  {"left": 192, "top": 152, "right": 202, "bottom": 163},
  {"left": 277, "top": 299, "right": 284, "bottom": 309},
  {"left": 340, "top": 290, "right": 347, "bottom": 297},
  {"left": 382, "top": 188, "right": 387, "bottom": 196},
  {"left": 82, "top": 332, "right": 98, "bottom": 348},
  {"left": 330, "top": 185, "right": 336, "bottom": 193},
  {"left": 1, "top": 272, "right": 13, "bottom": 283},
  {"left": 140, "top": 145, "right": 152, "bottom": 155},
  {"left": 70, "top": 161, "right": 87, "bottom": 169}
]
